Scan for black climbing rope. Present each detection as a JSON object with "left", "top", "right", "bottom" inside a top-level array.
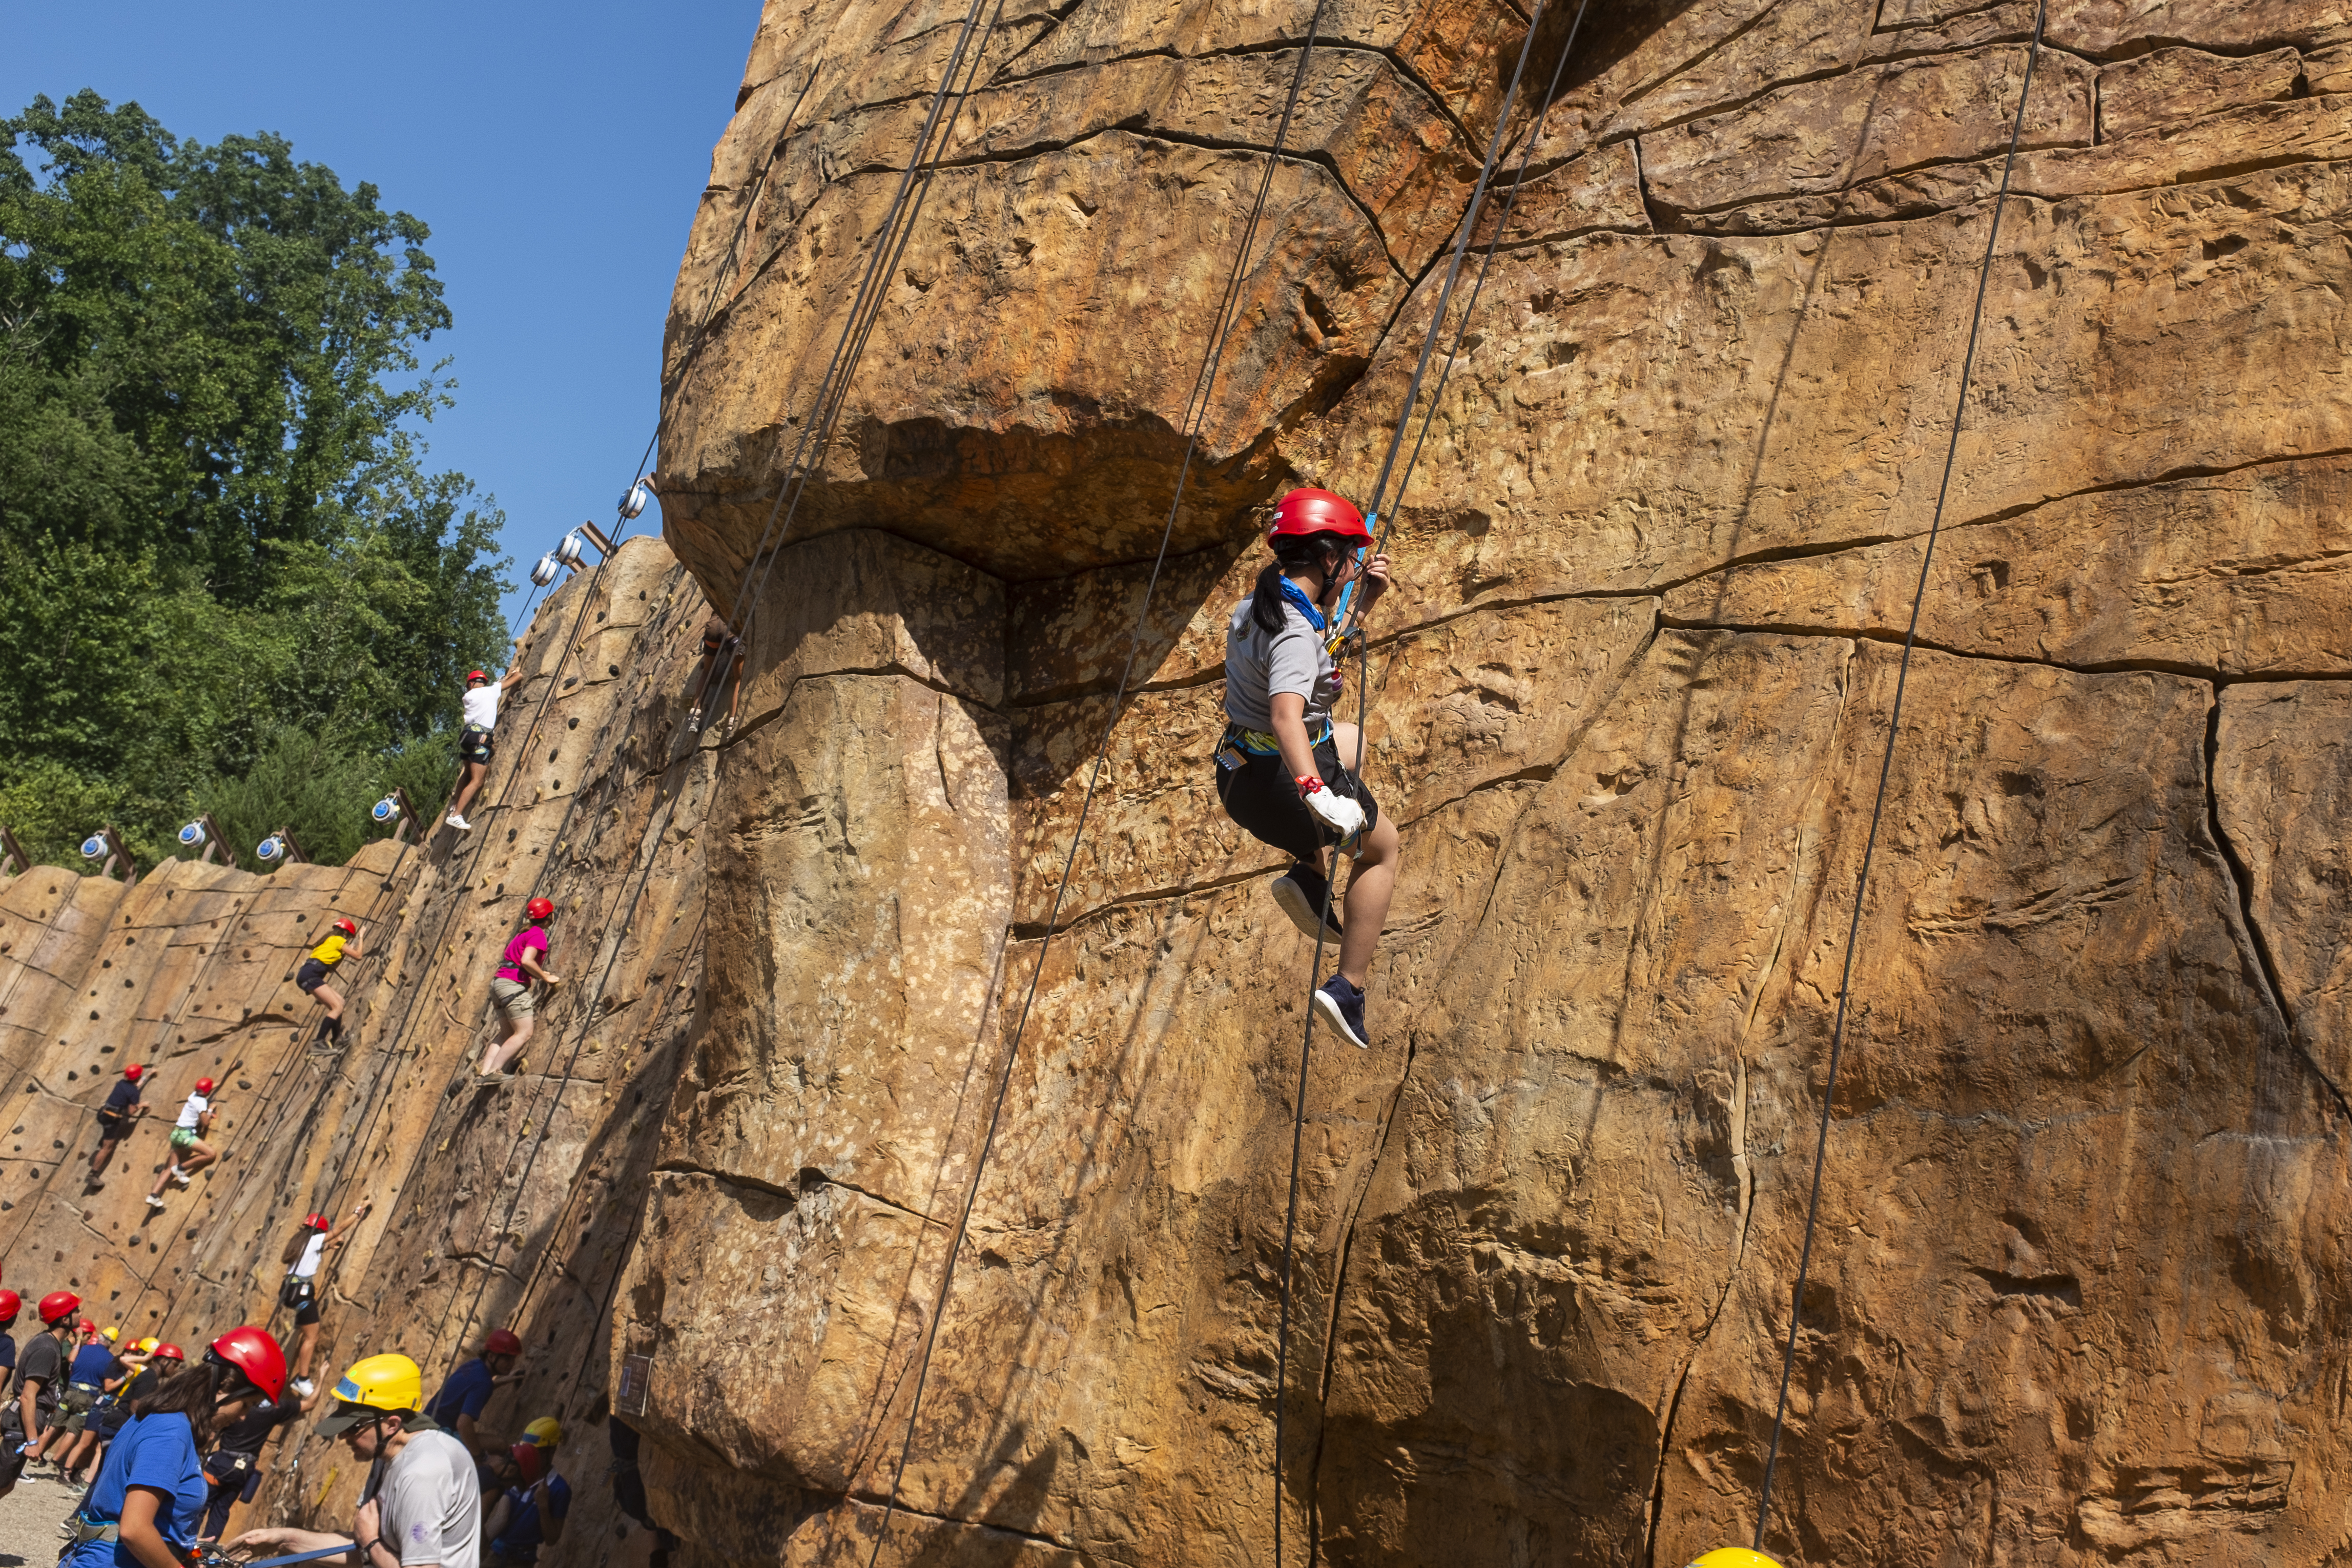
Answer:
[
  {"left": 1751, "top": 2, "right": 2050, "bottom": 1551},
  {"left": 1266, "top": 4, "right": 1580, "bottom": 1559},
  {"left": 856, "top": 8, "right": 1337, "bottom": 1562}
]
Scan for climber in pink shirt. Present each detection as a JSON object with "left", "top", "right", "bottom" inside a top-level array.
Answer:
[{"left": 480, "top": 899, "right": 561, "bottom": 1078}]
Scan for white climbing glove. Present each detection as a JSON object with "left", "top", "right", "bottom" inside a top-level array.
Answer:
[{"left": 1298, "top": 777, "right": 1366, "bottom": 840}]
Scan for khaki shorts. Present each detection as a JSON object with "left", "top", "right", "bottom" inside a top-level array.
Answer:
[{"left": 490, "top": 977, "right": 535, "bottom": 1018}]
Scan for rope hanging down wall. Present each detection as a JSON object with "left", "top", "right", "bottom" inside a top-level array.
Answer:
[
  {"left": 1750, "top": 1, "right": 2050, "bottom": 1552},
  {"left": 1268, "top": 1, "right": 1591, "bottom": 1560},
  {"left": 847, "top": 7, "right": 1337, "bottom": 1562}
]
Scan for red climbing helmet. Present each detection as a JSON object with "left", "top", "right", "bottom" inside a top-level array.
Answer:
[
  {"left": 207, "top": 1326, "right": 287, "bottom": 1403},
  {"left": 301, "top": 1213, "right": 329, "bottom": 1231},
  {"left": 77, "top": 1318, "right": 96, "bottom": 1336},
  {"left": 466, "top": 670, "right": 489, "bottom": 684},
  {"left": 153, "top": 1343, "right": 185, "bottom": 1362},
  {"left": 484, "top": 1328, "right": 524, "bottom": 1356},
  {"left": 1267, "top": 487, "right": 1370, "bottom": 545},
  {"left": 0, "top": 1290, "right": 18, "bottom": 1320},
  {"left": 525, "top": 898, "right": 554, "bottom": 921},
  {"left": 122, "top": 1064, "right": 143, "bottom": 1082},
  {"left": 38, "top": 1291, "right": 80, "bottom": 1325},
  {"left": 195, "top": 1078, "right": 216, "bottom": 1096},
  {"left": 510, "top": 1441, "right": 544, "bottom": 1483},
  {"left": 333, "top": 918, "right": 357, "bottom": 936}
]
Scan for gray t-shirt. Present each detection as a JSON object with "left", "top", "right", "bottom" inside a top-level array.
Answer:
[
  {"left": 1223, "top": 595, "right": 1340, "bottom": 733},
  {"left": 378, "top": 1430, "right": 481, "bottom": 1568}
]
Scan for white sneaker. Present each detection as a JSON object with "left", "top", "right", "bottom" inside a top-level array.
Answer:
[
  {"left": 145, "top": 1194, "right": 165, "bottom": 1209},
  {"left": 446, "top": 814, "right": 471, "bottom": 831},
  {"left": 169, "top": 1166, "right": 191, "bottom": 1187},
  {"left": 292, "top": 1377, "right": 315, "bottom": 1397}
]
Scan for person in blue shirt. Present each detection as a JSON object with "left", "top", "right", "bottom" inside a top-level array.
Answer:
[
  {"left": 422, "top": 1327, "right": 524, "bottom": 1455},
  {"left": 484, "top": 1432, "right": 569, "bottom": 1566},
  {"left": 60, "top": 1326, "right": 288, "bottom": 1568}
]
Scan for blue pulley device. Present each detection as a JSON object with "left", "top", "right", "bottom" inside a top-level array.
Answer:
[{"left": 178, "top": 821, "right": 208, "bottom": 848}]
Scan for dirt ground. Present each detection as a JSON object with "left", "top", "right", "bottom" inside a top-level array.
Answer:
[{"left": 0, "top": 1465, "right": 84, "bottom": 1564}]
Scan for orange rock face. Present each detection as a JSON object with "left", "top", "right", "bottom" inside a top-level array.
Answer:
[{"left": 635, "top": 0, "right": 2352, "bottom": 1562}]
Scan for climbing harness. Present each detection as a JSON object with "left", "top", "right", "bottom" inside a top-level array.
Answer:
[{"left": 1749, "top": 3, "right": 2049, "bottom": 1552}]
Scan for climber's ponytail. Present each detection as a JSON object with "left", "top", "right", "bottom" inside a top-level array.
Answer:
[{"left": 1250, "top": 535, "right": 1346, "bottom": 636}]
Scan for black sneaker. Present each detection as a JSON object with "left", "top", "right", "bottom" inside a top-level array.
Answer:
[
  {"left": 1271, "top": 864, "right": 1344, "bottom": 943},
  {"left": 1313, "top": 975, "right": 1371, "bottom": 1049}
]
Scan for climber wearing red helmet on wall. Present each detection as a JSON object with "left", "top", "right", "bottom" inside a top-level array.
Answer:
[
  {"left": 1214, "top": 487, "right": 1402, "bottom": 1050},
  {"left": 0, "top": 1289, "right": 81, "bottom": 1497},
  {"left": 444, "top": 643, "right": 532, "bottom": 833},
  {"left": 297, "top": 916, "right": 364, "bottom": 1042},
  {"left": 480, "top": 899, "right": 562, "bottom": 1079},
  {"left": 145, "top": 1076, "right": 220, "bottom": 1210},
  {"left": 87, "top": 1062, "right": 148, "bottom": 1184},
  {"left": 55, "top": 1326, "right": 288, "bottom": 1568},
  {"left": 280, "top": 1201, "right": 372, "bottom": 1400}
]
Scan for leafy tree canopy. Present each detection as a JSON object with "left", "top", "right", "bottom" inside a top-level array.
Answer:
[{"left": 1, "top": 90, "right": 508, "bottom": 872}]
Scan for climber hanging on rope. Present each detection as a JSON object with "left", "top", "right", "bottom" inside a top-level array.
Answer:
[
  {"left": 687, "top": 615, "right": 746, "bottom": 736},
  {"left": 297, "top": 918, "right": 362, "bottom": 1041},
  {"left": 1215, "top": 488, "right": 1401, "bottom": 1050},
  {"left": 480, "top": 899, "right": 562, "bottom": 1079},
  {"left": 281, "top": 1201, "right": 372, "bottom": 1399},
  {"left": 446, "top": 648, "right": 531, "bottom": 833}
]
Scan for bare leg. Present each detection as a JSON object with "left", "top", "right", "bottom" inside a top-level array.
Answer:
[
  {"left": 89, "top": 1137, "right": 119, "bottom": 1178},
  {"left": 314, "top": 982, "right": 346, "bottom": 1021},
  {"left": 177, "top": 1139, "right": 218, "bottom": 1175},
  {"left": 448, "top": 759, "right": 489, "bottom": 821},
  {"left": 1317, "top": 723, "right": 1399, "bottom": 989},
  {"left": 64, "top": 1429, "right": 97, "bottom": 1476},
  {"left": 480, "top": 1015, "right": 535, "bottom": 1075},
  {"left": 294, "top": 1320, "right": 321, "bottom": 1379}
]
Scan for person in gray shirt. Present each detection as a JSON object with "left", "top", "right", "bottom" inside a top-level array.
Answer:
[
  {"left": 1213, "top": 487, "right": 1401, "bottom": 1050},
  {"left": 230, "top": 1352, "right": 478, "bottom": 1568}
]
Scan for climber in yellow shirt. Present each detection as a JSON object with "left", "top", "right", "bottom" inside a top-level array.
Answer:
[{"left": 297, "top": 918, "right": 361, "bottom": 1042}]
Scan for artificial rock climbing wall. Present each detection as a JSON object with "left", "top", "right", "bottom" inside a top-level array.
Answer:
[
  {"left": 638, "top": 0, "right": 2352, "bottom": 1565},
  {"left": 0, "top": 538, "right": 720, "bottom": 1558}
]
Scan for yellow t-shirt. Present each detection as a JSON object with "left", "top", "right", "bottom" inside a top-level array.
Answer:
[{"left": 309, "top": 934, "right": 347, "bottom": 967}]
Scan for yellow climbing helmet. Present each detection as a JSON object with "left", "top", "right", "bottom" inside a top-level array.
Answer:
[
  {"left": 522, "top": 1416, "right": 564, "bottom": 1450},
  {"left": 315, "top": 1353, "right": 428, "bottom": 1435},
  {"left": 1689, "top": 1552, "right": 1784, "bottom": 1568},
  {"left": 131, "top": 1336, "right": 158, "bottom": 1354},
  {"left": 99, "top": 1325, "right": 120, "bottom": 1344}
]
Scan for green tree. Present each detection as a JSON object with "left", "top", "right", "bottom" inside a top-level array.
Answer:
[{"left": 0, "top": 90, "right": 507, "bottom": 869}]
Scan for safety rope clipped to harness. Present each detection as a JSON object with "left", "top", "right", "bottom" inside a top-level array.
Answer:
[
  {"left": 1265, "top": 3, "right": 1591, "bottom": 1561},
  {"left": 1749, "top": 2, "right": 2050, "bottom": 1554}
]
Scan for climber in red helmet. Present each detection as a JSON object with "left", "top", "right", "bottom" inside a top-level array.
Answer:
[
  {"left": 0, "top": 1289, "right": 81, "bottom": 1496},
  {"left": 424, "top": 1328, "right": 528, "bottom": 1457},
  {"left": 297, "top": 916, "right": 363, "bottom": 1042},
  {"left": 445, "top": 643, "right": 532, "bottom": 833},
  {"left": 146, "top": 1076, "right": 220, "bottom": 1210},
  {"left": 86, "top": 1062, "right": 148, "bottom": 1184},
  {"left": 280, "top": 1201, "right": 372, "bottom": 1400},
  {"left": 1214, "top": 487, "right": 1402, "bottom": 1050},
  {"left": 480, "top": 899, "right": 562, "bottom": 1079}
]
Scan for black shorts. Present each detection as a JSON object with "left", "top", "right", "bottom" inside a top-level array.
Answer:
[
  {"left": 1214, "top": 733, "right": 1380, "bottom": 866},
  {"left": 96, "top": 1110, "right": 128, "bottom": 1142},
  {"left": 0, "top": 1419, "right": 27, "bottom": 1485},
  {"left": 296, "top": 959, "right": 332, "bottom": 995},
  {"left": 460, "top": 725, "right": 496, "bottom": 765},
  {"left": 281, "top": 1278, "right": 320, "bottom": 1325}
]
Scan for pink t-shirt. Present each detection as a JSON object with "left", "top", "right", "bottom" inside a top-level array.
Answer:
[{"left": 497, "top": 926, "right": 548, "bottom": 983}]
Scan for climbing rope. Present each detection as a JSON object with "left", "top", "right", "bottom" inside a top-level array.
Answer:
[
  {"left": 1266, "top": 4, "right": 1578, "bottom": 1559},
  {"left": 414, "top": 0, "right": 1018, "bottom": 1430},
  {"left": 852, "top": 8, "right": 1336, "bottom": 1561},
  {"left": 1751, "top": 2, "right": 2050, "bottom": 1550}
]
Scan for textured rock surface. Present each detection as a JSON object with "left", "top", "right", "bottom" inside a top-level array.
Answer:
[
  {"left": 0, "top": 539, "right": 720, "bottom": 1559},
  {"left": 628, "top": 0, "right": 2352, "bottom": 1563}
]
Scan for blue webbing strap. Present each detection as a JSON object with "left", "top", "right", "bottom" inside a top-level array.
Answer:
[{"left": 232, "top": 1542, "right": 361, "bottom": 1567}]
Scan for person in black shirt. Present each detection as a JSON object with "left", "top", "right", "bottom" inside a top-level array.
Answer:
[
  {"left": 87, "top": 1063, "right": 148, "bottom": 1183},
  {"left": 0, "top": 1289, "right": 78, "bottom": 1498},
  {"left": 198, "top": 1393, "right": 304, "bottom": 1541}
]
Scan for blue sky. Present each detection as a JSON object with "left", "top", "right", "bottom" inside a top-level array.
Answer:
[{"left": 5, "top": 0, "right": 760, "bottom": 628}]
